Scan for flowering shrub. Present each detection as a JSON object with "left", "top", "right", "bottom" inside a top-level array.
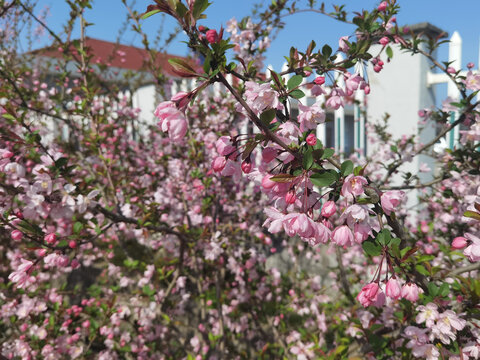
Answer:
[{"left": 1, "top": 0, "right": 480, "bottom": 359}]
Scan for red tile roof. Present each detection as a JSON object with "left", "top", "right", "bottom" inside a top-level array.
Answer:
[{"left": 31, "top": 37, "right": 200, "bottom": 77}]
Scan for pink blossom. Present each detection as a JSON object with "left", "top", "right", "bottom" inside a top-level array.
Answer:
[
  {"left": 464, "top": 71, "right": 480, "bottom": 91},
  {"left": 297, "top": 103, "right": 325, "bottom": 132},
  {"left": 357, "top": 282, "right": 384, "bottom": 307},
  {"left": 8, "top": 259, "right": 34, "bottom": 289},
  {"left": 379, "top": 36, "right": 389, "bottom": 46},
  {"left": 244, "top": 81, "right": 283, "bottom": 113},
  {"left": 211, "top": 156, "right": 227, "bottom": 172},
  {"left": 44, "top": 233, "right": 57, "bottom": 244},
  {"left": 171, "top": 91, "right": 190, "bottom": 110},
  {"left": 321, "top": 201, "right": 336, "bottom": 218},
  {"left": 401, "top": 283, "right": 420, "bottom": 302},
  {"left": 331, "top": 225, "right": 354, "bottom": 247},
  {"left": 338, "top": 36, "right": 350, "bottom": 53},
  {"left": 326, "top": 88, "right": 344, "bottom": 110},
  {"left": 463, "top": 233, "right": 480, "bottom": 262},
  {"left": 341, "top": 174, "right": 368, "bottom": 200},
  {"left": 385, "top": 277, "right": 402, "bottom": 299},
  {"left": 353, "top": 223, "right": 371, "bottom": 243},
  {"left": 154, "top": 101, "right": 188, "bottom": 141},
  {"left": 381, "top": 190, "right": 405, "bottom": 215},
  {"left": 215, "top": 136, "right": 235, "bottom": 156},
  {"left": 416, "top": 303, "right": 439, "bottom": 327}
]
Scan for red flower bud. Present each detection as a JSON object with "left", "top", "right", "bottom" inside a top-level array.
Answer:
[
  {"left": 285, "top": 190, "right": 296, "bottom": 204},
  {"left": 241, "top": 160, "right": 252, "bottom": 174},
  {"left": 306, "top": 133, "right": 317, "bottom": 146},
  {"left": 377, "top": 1, "right": 387, "bottom": 12},
  {"left": 206, "top": 29, "right": 218, "bottom": 44},
  {"left": 452, "top": 236, "right": 467, "bottom": 249},
  {"left": 314, "top": 76, "right": 325, "bottom": 85}
]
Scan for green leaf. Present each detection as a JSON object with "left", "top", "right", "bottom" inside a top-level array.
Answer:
[
  {"left": 142, "top": 285, "right": 155, "bottom": 296},
  {"left": 303, "top": 148, "right": 314, "bottom": 170},
  {"left": 427, "top": 282, "right": 438, "bottom": 296},
  {"left": 203, "top": 51, "right": 211, "bottom": 73},
  {"left": 73, "top": 222, "right": 83, "bottom": 234},
  {"left": 260, "top": 108, "right": 276, "bottom": 125},
  {"left": 389, "top": 237, "right": 401, "bottom": 248},
  {"left": 57, "top": 240, "right": 68, "bottom": 247},
  {"left": 289, "top": 89, "right": 305, "bottom": 99},
  {"left": 341, "top": 160, "right": 354, "bottom": 176},
  {"left": 2, "top": 113, "right": 16, "bottom": 121},
  {"left": 287, "top": 75, "right": 303, "bottom": 90},
  {"left": 362, "top": 240, "right": 382, "bottom": 256},
  {"left": 464, "top": 210, "right": 480, "bottom": 221},
  {"left": 376, "top": 229, "right": 391, "bottom": 246},
  {"left": 140, "top": 9, "right": 161, "bottom": 20},
  {"left": 438, "top": 283, "right": 449, "bottom": 297},
  {"left": 321, "top": 148, "right": 335, "bottom": 159},
  {"left": 310, "top": 171, "right": 336, "bottom": 187},
  {"left": 322, "top": 44, "right": 332, "bottom": 58},
  {"left": 416, "top": 264, "right": 430, "bottom": 276},
  {"left": 168, "top": 58, "right": 198, "bottom": 77},
  {"left": 175, "top": 2, "right": 188, "bottom": 17},
  {"left": 55, "top": 157, "right": 68, "bottom": 169},
  {"left": 386, "top": 45, "right": 393, "bottom": 58},
  {"left": 270, "top": 174, "right": 297, "bottom": 183},
  {"left": 193, "top": 0, "right": 211, "bottom": 19}
]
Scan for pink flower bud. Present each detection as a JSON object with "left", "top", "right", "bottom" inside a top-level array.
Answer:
[
  {"left": 377, "top": 1, "right": 388, "bottom": 12},
  {"left": 364, "top": 85, "right": 370, "bottom": 94},
  {"left": 314, "top": 76, "right": 325, "bottom": 85},
  {"left": 82, "top": 320, "right": 90, "bottom": 328},
  {"left": 379, "top": 36, "right": 389, "bottom": 46},
  {"left": 285, "top": 190, "right": 296, "bottom": 204},
  {"left": 306, "top": 133, "right": 317, "bottom": 146},
  {"left": 211, "top": 157, "right": 226, "bottom": 172},
  {"left": 68, "top": 240, "right": 77, "bottom": 249},
  {"left": 262, "top": 175, "right": 276, "bottom": 190},
  {"left": 374, "top": 64, "right": 382, "bottom": 73},
  {"left": 44, "top": 233, "right": 57, "bottom": 244},
  {"left": 2, "top": 150, "right": 14, "bottom": 158},
  {"left": 467, "top": 62, "right": 475, "bottom": 69},
  {"left": 452, "top": 236, "right": 467, "bottom": 249},
  {"left": 36, "top": 249, "right": 47, "bottom": 257},
  {"left": 447, "top": 66, "right": 456, "bottom": 74},
  {"left": 71, "top": 259, "right": 80, "bottom": 269},
  {"left": 206, "top": 29, "right": 218, "bottom": 44},
  {"left": 321, "top": 201, "right": 336, "bottom": 218},
  {"left": 11, "top": 230, "right": 23, "bottom": 241},
  {"left": 401, "top": 283, "right": 420, "bottom": 302},
  {"left": 241, "top": 160, "right": 252, "bottom": 174},
  {"left": 198, "top": 25, "right": 206, "bottom": 33},
  {"left": 385, "top": 277, "right": 401, "bottom": 299}
]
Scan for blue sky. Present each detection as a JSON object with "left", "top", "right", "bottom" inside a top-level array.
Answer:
[{"left": 28, "top": 0, "right": 480, "bottom": 73}]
